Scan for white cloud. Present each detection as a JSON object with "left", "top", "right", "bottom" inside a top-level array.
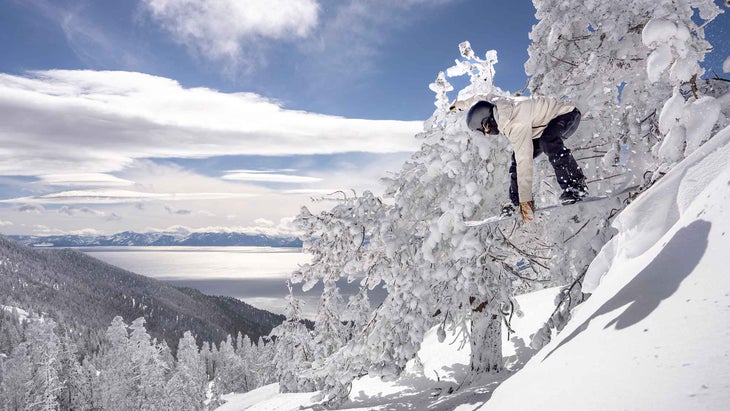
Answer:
[
  {"left": 1, "top": 189, "right": 258, "bottom": 205},
  {"left": 222, "top": 171, "right": 322, "bottom": 184},
  {"left": 58, "top": 206, "right": 106, "bottom": 216},
  {"left": 143, "top": 0, "right": 320, "bottom": 66},
  {"left": 39, "top": 173, "right": 134, "bottom": 187},
  {"left": 282, "top": 189, "right": 343, "bottom": 195},
  {"left": 164, "top": 205, "right": 192, "bottom": 215},
  {"left": 0, "top": 70, "right": 421, "bottom": 178},
  {"left": 106, "top": 213, "right": 122, "bottom": 221},
  {"left": 159, "top": 217, "right": 301, "bottom": 237},
  {"left": 31, "top": 225, "right": 66, "bottom": 236},
  {"left": 0, "top": 220, "right": 13, "bottom": 226},
  {"left": 69, "top": 228, "right": 104, "bottom": 236},
  {"left": 18, "top": 204, "right": 45, "bottom": 214},
  {"left": 234, "top": 169, "right": 297, "bottom": 174},
  {"left": 254, "top": 218, "right": 275, "bottom": 227},
  {"left": 145, "top": 225, "right": 192, "bottom": 236}
]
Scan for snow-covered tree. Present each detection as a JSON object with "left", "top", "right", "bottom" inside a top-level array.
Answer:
[
  {"left": 127, "top": 318, "right": 167, "bottom": 410},
  {"left": 0, "top": 343, "right": 33, "bottom": 410},
  {"left": 526, "top": 0, "right": 723, "bottom": 187},
  {"left": 165, "top": 331, "right": 207, "bottom": 411},
  {"left": 523, "top": 0, "right": 725, "bottom": 346},
  {"left": 23, "top": 317, "right": 63, "bottom": 411},
  {"left": 270, "top": 282, "right": 315, "bottom": 393},
  {"left": 99, "top": 316, "right": 134, "bottom": 410},
  {"left": 252, "top": 336, "right": 276, "bottom": 386},
  {"left": 80, "top": 358, "right": 102, "bottom": 411},
  {"left": 288, "top": 47, "right": 553, "bottom": 407},
  {"left": 235, "top": 333, "right": 257, "bottom": 391},
  {"left": 211, "top": 334, "right": 247, "bottom": 397},
  {"left": 292, "top": 191, "right": 388, "bottom": 380},
  {"left": 56, "top": 334, "right": 87, "bottom": 411},
  {"left": 286, "top": 5, "right": 727, "bottom": 399}
]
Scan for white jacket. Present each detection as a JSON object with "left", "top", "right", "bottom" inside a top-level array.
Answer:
[{"left": 456, "top": 95, "right": 575, "bottom": 202}]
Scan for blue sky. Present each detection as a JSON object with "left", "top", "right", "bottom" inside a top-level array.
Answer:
[
  {"left": 0, "top": 0, "right": 728, "bottom": 236},
  {"left": 0, "top": 0, "right": 536, "bottom": 119}
]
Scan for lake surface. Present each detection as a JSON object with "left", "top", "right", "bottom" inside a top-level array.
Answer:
[
  {"left": 80, "top": 246, "right": 310, "bottom": 316},
  {"left": 80, "top": 246, "right": 385, "bottom": 318}
]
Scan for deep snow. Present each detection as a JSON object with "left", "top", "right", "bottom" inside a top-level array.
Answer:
[{"left": 217, "top": 125, "right": 730, "bottom": 410}]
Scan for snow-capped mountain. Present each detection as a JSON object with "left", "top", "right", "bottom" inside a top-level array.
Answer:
[{"left": 8, "top": 230, "right": 303, "bottom": 248}]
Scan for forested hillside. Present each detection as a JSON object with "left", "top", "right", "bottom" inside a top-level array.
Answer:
[{"left": 0, "top": 235, "right": 285, "bottom": 352}]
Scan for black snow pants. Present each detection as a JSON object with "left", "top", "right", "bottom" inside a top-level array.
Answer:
[{"left": 508, "top": 108, "right": 585, "bottom": 205}]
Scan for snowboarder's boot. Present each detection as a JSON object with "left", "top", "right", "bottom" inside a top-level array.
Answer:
[
  {"left": 560, "top": 180, "right": 589, "bottom": 205},
  {"left": 500, "top": 202, "right": 516, "bottom": 217}
]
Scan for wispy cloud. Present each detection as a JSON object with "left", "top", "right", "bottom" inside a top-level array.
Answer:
[
  {"left": 164, "top": 205, "right": 192, "bottom": 215},
  {"left": 18, "top": 204, "right": 45, "bottom": 214},
  {"left": 142, "top": 0, "right": 320, "bottom": 71},
  {"left": 302, "top": 0, "right": 455, "bottom": 84},
  {"left": 39, "top": 173, "right": 135, "bottom": 187},
  {"left": 0, "top": 70, "right": 421, "bottom": 178},
  {"left": 19, "top": 0, "right": 148, "bottom": 70},
  {"left": 222, "top": 171, "right": 322, "bottom": 184},
  {"left": 1, "top": 189, "right": 258, "bottom": 205},
  {"left": 58, "top": 206, "right": 106, "bottom": 216}
]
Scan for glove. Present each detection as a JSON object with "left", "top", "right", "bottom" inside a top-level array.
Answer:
[{"left": 519, "top": 201, "right": 534, "bottom": 222}]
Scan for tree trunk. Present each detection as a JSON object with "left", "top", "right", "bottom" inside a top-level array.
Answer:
[{"left": 470, "top": 313, "right": 502, "bottom": 374}]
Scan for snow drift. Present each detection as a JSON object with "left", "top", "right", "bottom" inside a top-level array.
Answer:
[{"left": 483, "top": 124, "right": 730, "bottom": 410}]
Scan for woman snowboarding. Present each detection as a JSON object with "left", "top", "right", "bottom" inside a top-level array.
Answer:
[{"left": 456, "top": 95, "right": 587, "bottom": 222}]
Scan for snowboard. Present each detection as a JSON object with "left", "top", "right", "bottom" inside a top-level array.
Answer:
[{"left": 464, "top": 186, "right": 640, "bottom": 227}]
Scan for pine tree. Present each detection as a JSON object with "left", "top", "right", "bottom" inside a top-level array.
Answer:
[
  {"left": 526, "top": 0, "right": 722, "bottom": 186},
  {"left": 270, "top": 282, "right": 314, "bottom": 393},
  {"left": 212, "top": 334, "right": 247, "bottom": 396},
  {"left": 165, "top": 331, "right": 207, "bottom": 411},
  {"left": 128, "top": 317, "right": 167, "bottom": 411},
  {"left": 253, "top": 336, "right": 275, "bottom": 386},
  {"left": 99, "top": 316, "right": 134, "bottom": 411},
  {"left": 296, "top": 48, "right": 521, "bottom": 406},
  {"left": 80, "top": 358, "right": 102, "bottom": 410},
  {"left": 236, "top": 333, "right": 256, "bottom": 391},
  {"left": 14, "top": 317, "right": 63, "bottom": 411},
  {"left": 57, "top": 333, "right": 87, "bottom": 411},
  {"left": 0, "top": 343, "right": 32, "bottom": 410}
]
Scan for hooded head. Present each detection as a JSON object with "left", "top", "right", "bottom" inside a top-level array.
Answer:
[{"left": 466, "top": 100, "right": 499, "bottom": 135}]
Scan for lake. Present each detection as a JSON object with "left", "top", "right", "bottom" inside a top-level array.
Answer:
[{"left": 80, "top": 246, "right": 385, "bottom": 318}]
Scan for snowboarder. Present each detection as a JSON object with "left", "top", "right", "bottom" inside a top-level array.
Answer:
[{"left": 455, "top": 95, "right": 587, "bottom": 222}]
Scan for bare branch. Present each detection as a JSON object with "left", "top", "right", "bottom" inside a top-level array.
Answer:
[
  {"left": 711, "top": 71, "right": 730, "bottom": 83},
  {"left": 576, "top": 154, "right": 606, "bottom": 161},
  {"left": 500, "top": 262, "right": 551, "bottom": 283},
  {"left": 497, "top": 228, "right": 552, "bottom": 262},
  {"left": 564, "top": 219, "right": 592, "bottom": 243},
  {"left": 549, "top": 53, "right": 579, "bottom": 67},
  {"left": 587, "top": 173, "right": 628, "bottom": 184}
]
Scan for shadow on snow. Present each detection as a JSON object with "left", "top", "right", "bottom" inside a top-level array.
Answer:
[{"left": 544, "top": 219, "right": 711, "bottom": 360}]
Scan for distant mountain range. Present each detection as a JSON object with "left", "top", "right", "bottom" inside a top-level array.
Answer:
[
  {"left": 8, "top": 230, "right": 303, "bottom": 248},
  {"left": 0, "top": 235, "right": 298, "bottom": 351}
]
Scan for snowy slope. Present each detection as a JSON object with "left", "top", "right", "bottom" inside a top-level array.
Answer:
[{"left": 483, "top": 125, "right": 730, "bottom": 410}]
